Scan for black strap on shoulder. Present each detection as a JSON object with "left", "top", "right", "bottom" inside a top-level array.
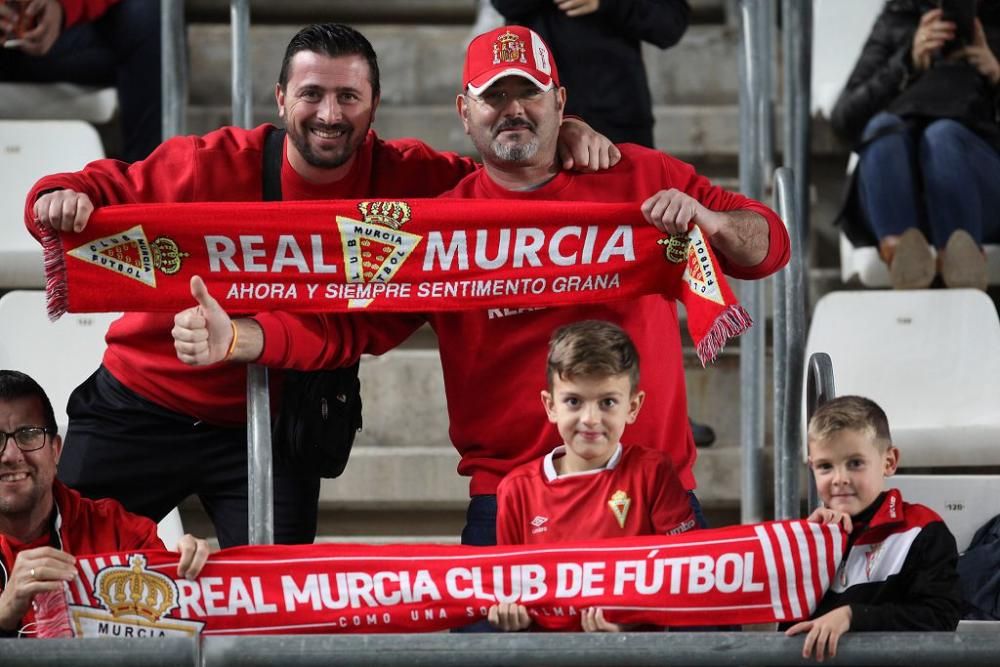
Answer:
[{"left": 262, "top": 127, "right": 286, "bottom": 202}]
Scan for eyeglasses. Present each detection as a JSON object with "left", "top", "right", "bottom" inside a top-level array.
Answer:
[
  {"left": 0, "top": 427, "right": 52, "bottom": 454},
  {"left": 467, "top": 87, "right": 547, "bottom": 109}
]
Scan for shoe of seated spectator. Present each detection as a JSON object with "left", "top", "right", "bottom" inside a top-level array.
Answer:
[
  {"left": 940, "top": 229, "right": 988, "bottom": 291},
  {"left": 689, "top": 418, "right": 716, "bottom": 448},
  {"left": 884, "top": 228, "right": 935, "bottom": 290}
]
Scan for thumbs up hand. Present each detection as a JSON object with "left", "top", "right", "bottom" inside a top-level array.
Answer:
[{"left": 172, "top": 276, "right": 234, "bottom": 366}]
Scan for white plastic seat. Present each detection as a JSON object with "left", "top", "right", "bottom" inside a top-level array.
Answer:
[
  {"left": 0, "top": 290, "right": 120, "bottom": 433},
  {"left": 886, "top": 475, "right": 1000, "bottom": 553},
  {"left": 839, "top": 231, "right": 1000, "bottom": 287},
  {"left": 0, "top": 120, "right": 105, "bottom": 288},
  {"left": 0, "top": 83, "right": 117, "bottom": 123},
  {"left": 811, "top": 0, "right": 882, "bottom": 119},
  {"left": 804, "top": 289, "right": 1000, "bottom": 468}
]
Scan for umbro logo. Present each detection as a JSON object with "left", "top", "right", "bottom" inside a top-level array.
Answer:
[{"left": 530, "top": 515, "right": 548, "bottom": 534}]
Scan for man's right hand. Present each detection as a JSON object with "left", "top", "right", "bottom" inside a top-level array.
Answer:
[
  {"left": 173, "top": 276, "right": 234, "bottom": 366},
  {"left": 0, "top": 547, "right": 77, "bottom": 633},
  {"left": 32, "top": 189, "right": 94, "bottom": 233}
]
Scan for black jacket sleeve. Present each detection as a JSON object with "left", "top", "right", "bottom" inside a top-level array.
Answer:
[
  {"left": 849, "top": 522, "right": 962, "bottom": 632},
  {"left": 830, "top": 4, "right": 918, "bottom": 145},
  {"left": 492, "top": 0, "right": 690, "bottom": 49}
]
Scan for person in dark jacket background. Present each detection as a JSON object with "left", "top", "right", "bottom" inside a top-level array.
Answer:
[
  {"left": 490, "top": 0, "right": 690, "bottom": 149},
  {"left": 831, "top": 0, "right": 1000, "bottom": 291}
]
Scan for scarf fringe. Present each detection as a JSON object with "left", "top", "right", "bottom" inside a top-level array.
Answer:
[
  {"left": 33, "top": 589, "right": 73, "bottom": 638},
  {"left": 696, "top": 303, "right": 753, "bottom": 367},
  {"left": 39, "top": 223, "right": 68, "bottom": 321}
]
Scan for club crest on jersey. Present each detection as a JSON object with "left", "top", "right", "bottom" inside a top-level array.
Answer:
[
  {"left": 493, "top": 30, "right": 527, "bottom": 65},
  {"left": 657, "top": 233, "right": 690, "bottom": 263},
  {"left": 68, "top": 554, "right": 205, "bottom": 637},
  {"left": 608, "top": 490, "right": 631, "bottom": 529},
  {"left": 337, "top": 201, "right": 421, "bottom": 308},
  {"left": 683, "top": 227, "right": 724, "bottom": 305},
  {"left": 68, "top": 225, "right": 188, "bottom": 287}
]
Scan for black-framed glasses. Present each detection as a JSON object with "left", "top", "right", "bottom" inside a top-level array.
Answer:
[{"left": 0, "top": 426, "right": 52, "bottom": 454}]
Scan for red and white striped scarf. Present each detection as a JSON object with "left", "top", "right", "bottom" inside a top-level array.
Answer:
[
  {"left": 35, "top": 520, "right": 844, "bottom": 637},
  {"left": 39, "top": 198, "right": 751, "bottom": 364}
]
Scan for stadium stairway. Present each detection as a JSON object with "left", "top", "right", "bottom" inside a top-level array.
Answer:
[{"left": 161, "top": 0, "right": 850, "bottom": 539}]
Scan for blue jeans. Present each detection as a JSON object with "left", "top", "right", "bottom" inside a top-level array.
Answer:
[
  {"left": 0, "top": 0, "right": 162, "bottom": 162},
  {"left": 857, "top": 111, "right": 1000, "bottom": 247}
]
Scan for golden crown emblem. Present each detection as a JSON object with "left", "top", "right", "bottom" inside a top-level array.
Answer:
[
  {"left": 357, "top": 201, "right": 412, "bottom": 230},
  {"left": 151, "top": 236, "right": 189, "bottom": 275},
  {"left": 657, "top": 234, "right": 690, "bottom": 264},
  {"left": 96, "top": 555, "right": 177, "bottom": 622}
]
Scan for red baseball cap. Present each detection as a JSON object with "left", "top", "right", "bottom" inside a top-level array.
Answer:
[{"left": 463, "top": 26, "right": 559, "bottom": 96}]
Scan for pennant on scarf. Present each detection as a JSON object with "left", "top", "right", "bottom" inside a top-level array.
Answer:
[
  {"left": 34, "top": 520, "right": 844, "bottom": 638},
  {"left": 39, "top": 198, "right": 750, "bottom": 364}
]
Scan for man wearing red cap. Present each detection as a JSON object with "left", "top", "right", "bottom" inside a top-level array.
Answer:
[{"left": 172, "top": 26, "right": 790, "bottom": 548}]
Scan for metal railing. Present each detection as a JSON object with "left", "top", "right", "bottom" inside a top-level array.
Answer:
[
  {"left": 736, "top": 0, "right": 770, "bottom": 525},
  {"left": 4, "top": 632, "right": 1000, "bottom": 666},
  {"left": 772, "top": 168, "right": 806, "bottom": 521}
]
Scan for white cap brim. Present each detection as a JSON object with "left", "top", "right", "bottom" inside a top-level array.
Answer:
[{"left": 467, "top": 68, "right": 553, "bottom": 96}]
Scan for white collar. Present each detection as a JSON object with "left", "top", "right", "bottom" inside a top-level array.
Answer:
[{"left": 543, "top": 442, "right": 623, "bottom": 482}]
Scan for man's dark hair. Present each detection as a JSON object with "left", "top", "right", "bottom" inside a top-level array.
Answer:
[
  {"left": 278, "top": 23, "right": 381, "bottom": 99},
  {"left": 0, "top": 370, "right": 58, "bottom": 435}
]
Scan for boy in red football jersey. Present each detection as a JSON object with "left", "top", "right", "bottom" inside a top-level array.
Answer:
[{"left": 489, "top": 320, "right": 697, "bottom": 632}]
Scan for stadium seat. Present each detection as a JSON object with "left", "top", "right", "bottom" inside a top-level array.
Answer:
[
  {"left": 805, "top": 288, "right": 1000, "bottom": 586},
  {"left": 0, "top": 82, "right": 117, "bottom": 124},
  {"left": 0, "top": 120, "right": 105, "bottom": 288},
  {"left": 0, "top": 290, "right": 120, "bottom": 433},
  {"left": 839, "top": 229, "right": 1000, "bottom": 287},
  {"left": 804, "top": 289, "right": 1000, "bottom": 468},
  {"left": 811, "top": 0, "right": 881, "bottom": 119},
  {"left": 885, "top": 475, "right": 999, "bottom": 553}
]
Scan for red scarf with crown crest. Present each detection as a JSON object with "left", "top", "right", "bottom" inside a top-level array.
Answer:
[{"left": 39, "top": 198, "right": 751, "bottom": 364}]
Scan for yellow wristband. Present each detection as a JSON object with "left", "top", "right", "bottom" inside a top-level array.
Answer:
[{"left": 223, "top": 321, "right": 239, "bottom": 361}]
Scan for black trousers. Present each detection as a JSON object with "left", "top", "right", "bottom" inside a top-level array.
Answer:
[{"left": 58, "top": 366, "right": 320, "bottom": 548}]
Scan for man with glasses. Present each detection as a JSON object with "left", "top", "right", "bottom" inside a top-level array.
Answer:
[
  {"left": 0, "top": 370, "right": 208, "bottom": 638},
  {"left": 172, "top": 26, "right": 790, "bottom": 548}
]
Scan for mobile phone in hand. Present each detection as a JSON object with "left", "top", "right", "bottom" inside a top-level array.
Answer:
[{"left": 939, "top": 0, "right": 977, "bottom": 53}]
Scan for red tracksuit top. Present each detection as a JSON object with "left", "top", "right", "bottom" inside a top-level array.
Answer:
[{"left": 254, "top": 144, "right": 789, "bottom": 495}]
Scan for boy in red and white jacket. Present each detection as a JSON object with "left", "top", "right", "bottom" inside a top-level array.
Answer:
[{"left": 784, "top": 395, "right": 961, "bottom": 661}]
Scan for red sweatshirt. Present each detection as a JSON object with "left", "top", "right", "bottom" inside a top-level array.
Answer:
[
  {"left": 255, "top": 144, "right": 790, "bottom": 495},
  {"left": 59, "top": 0, "right": 120, "bottom": 28},
  {"left": 24, "top": 125, "right": 477, "bottom": 424}
]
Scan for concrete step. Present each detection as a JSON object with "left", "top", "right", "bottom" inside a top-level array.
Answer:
[
  {"left": 185, "top": 23, "right": 744, "bottom": 109},
  {"left": 184, "top": 0, "right": 728, "bottom": 26}
]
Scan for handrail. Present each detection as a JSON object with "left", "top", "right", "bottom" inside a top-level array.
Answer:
[
  {"left": 781, "top": 0, "right": 813, "bottom": 263},
  {"left": 222, "top": 0, "right": 273, "bottom": 546},
  {"left": 161, "top": 0, "right": 186, "bottom": 139},
  {"left": 737, "top": 0, "right": 771, "bottom": 524},
  {"left": 4, "top": 632, "right": 1000, "bottom": 666},
  {"left": 805, "top": 351, "right": 836, "bottom": 511},
  {"left": 772, "top": 167, "right": 806, "bottom": 520}
]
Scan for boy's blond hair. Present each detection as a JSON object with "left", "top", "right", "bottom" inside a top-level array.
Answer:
[
  {"left": 808, "top": 395, "right": 893, "bottom": 452},
  {"left": 546, "top": 320, "right": 640, "bottom": 392}
]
